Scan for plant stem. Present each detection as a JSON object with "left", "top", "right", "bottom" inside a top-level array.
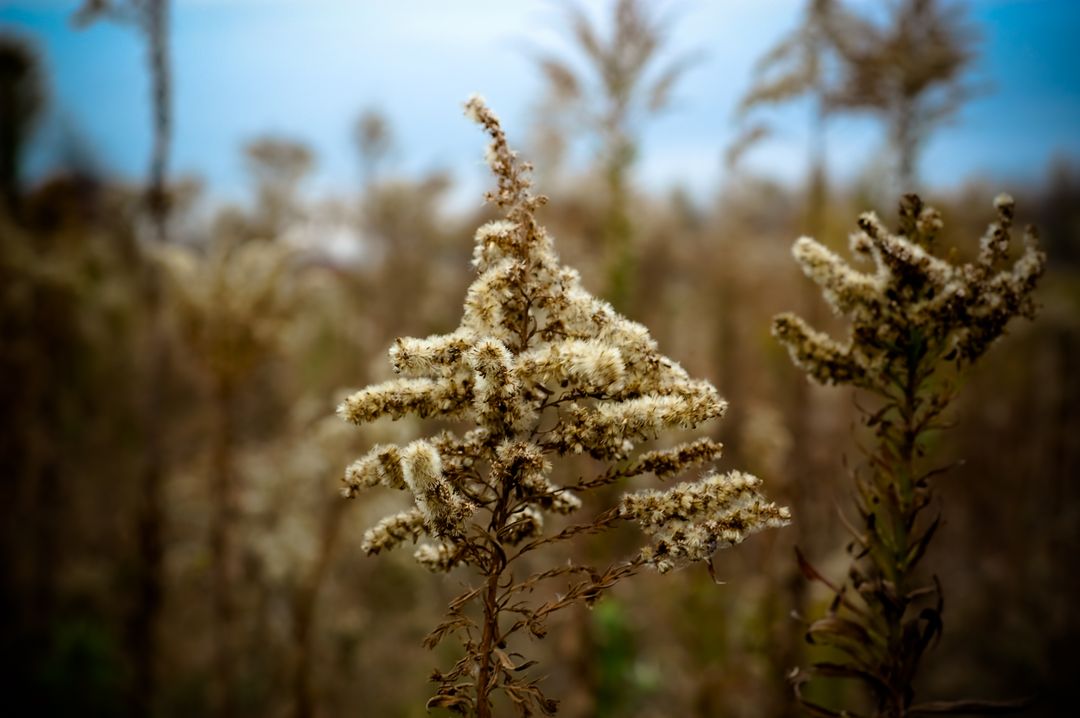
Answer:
[
  {"left": 877, "top": 345, "right": 924, "bottom": 718},
  {"left": 291, "top": 498, "right": 346, "bottom": 718},
  {"left": 476, "top": 460, "right": 513, "bottom": 717},
  {"left": 145, "top": 0, "right": 171, "bottom": 243},
  {"left": 210, "top": 375, "right": 236, "bottom": 718},
  {"left": 475, "top": 568, "right": 500, "bottom": 718}
]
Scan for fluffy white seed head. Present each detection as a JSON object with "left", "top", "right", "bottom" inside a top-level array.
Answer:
[
  {"left": 621, "top": 471, "right": 791, "bottom": 573},
  {"left": 341, "top": 95, "right": 786, "bottom": 577}
]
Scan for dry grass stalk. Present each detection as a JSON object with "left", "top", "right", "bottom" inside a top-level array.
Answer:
[
  {"left": 534, "top": 0, "right": 692, "bottom": 310},
  {"left": 159, "top": 239, "right": 295, "bottom": 718}
]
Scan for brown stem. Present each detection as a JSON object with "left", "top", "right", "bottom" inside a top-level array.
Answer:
[
  {"left": 894, "top": 99, "right": 917, "bottom": 194},
  {"left": 210, "top": 375, "right": 237, "bottom": 718},
  {"left": 292, "top": 498, "right": 347, "bottom": 718},
  {"left": 144, "top": 0, "right": 171, "bottom": 243},
  {"left": 129, "top": 355, "right": 165, "bottom": 715},
  {"left": 128, "top": 3, "right": 171, "bottom": 705},
  {"left": 126, "top": 252, "right": 170, "bottom": 717},
  {"left": 474, "top": 454, "right": 515, "bottom": 718},
  {"left": 475, "top": 568, "right": 501, "bottom": 718},
  {"left": 778, "top": 140, "right": 829, "bottom": 711}
]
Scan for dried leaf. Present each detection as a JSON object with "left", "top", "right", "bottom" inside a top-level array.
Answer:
[
  {"left": 494, "top": 647, "right": 515, "bottom": 671},
  {"left": 909, "top": 696, "right": 1037, "bottom": 715},
  {"left": 905, "top": 513, "right": 941, "bottom": 570}
]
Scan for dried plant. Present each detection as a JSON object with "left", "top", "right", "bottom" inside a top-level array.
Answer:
[
  {"left": 158, "top": 239, "right": 296, "bottom": 384},
  {"left": 774, "top": 194, "right": 1045, "bottom": 717},
  {"left": 337, "top": 96, "right": 788, "bottom": 717},
  {"left": 354, "top": 108, "right": 395, "bottom": 190},
  {"left": 73, "top": 7, "right": 173, "bottom": 713},
  {"left": 732, "top": 0, "right": 851, "bottom": 179},
  {"left": 533, "top": 0, "right": 693, "bottom": 309},
  {"left": 238, "top": 403, "right": 388, "bottom": 718},
  {"left": 734, "top": 0, "right": 977, "bottom": 197},
  {"left": 0, "top": 33, "right": 46, "bottom": 217},
  {"left": 243, "top": 137, "right": 315, "bottom": 239},
  {"left": 731, "top": 4, "right": 865, "bottom": 696},
  {"left": 158, "top": 238, "right": 295, "bottom": 718},
  {"left": 827, "top": 0, "right": 978, "bottom": 192},
  {"left": 74, "top": 0, "right": 171, "bottom": 238}
]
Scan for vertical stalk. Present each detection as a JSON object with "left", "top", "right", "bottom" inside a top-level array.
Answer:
[
  {"left": 291, "top": 498, "right": 346, "bottom": 718},
  {"left": 476, "top": 463, "right": 515, "bottom": 718},
  {"left": 129, "top": 284, "right": 165, "bottom": 718},
  {"left": 145, "top": 0, "right": 171, "bottom": 243},
  {"left": 874, "top": 339, "right": 925, "bottom": 718},
  {"left": 603, "top": 143, "right": 633, "bottom": 313},
  {"left": 128, "top": 5, "right": 171, "bottom": 713},
  {"left": 776, "top": 96, "right": 831, "bottom": 718},
  {"left": 475, "top": 570, "right": 501, "bottom": 718},
  {"left": 894, "top": 98, "right": 916, "bottom": 195},
  {"left": 210, "top": 374, "right": 237, "bottom": 718}
]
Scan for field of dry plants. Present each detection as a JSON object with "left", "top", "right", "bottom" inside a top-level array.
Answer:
[{"left": 2, "top": 1, "right": 1079, "bottom": 717}]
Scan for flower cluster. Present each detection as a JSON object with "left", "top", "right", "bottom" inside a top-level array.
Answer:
[
  {"left": 336, "top": 95, "right": 787, "bottom": 716},
  {"left": 619, "top": 471, "right": 790, "bottom": 573},
  {"left": 157, "top": 239, "right": 296, "bottom": 381},
  {"left": 339, "top": 95, "right": 786, "bottom": 575},
  {"left": 772, "top": 194, "right": 1045, "bottom": 391}
]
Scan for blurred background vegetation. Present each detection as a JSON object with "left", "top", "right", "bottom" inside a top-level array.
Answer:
[{"left": 1, "top": 1, "right": 1078, "bottom": 716}]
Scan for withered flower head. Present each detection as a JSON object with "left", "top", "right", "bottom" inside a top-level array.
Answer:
[
  {"left": 336, "top": 95, "right": 787, "bottom": 716},
  {"left": 773, "top": 193, "right": 1045, "bottom": 391}
]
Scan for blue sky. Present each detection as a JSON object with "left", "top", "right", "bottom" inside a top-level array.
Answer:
[{"left": 2, "top": 0, "right": 1079, "bottom": 204}]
